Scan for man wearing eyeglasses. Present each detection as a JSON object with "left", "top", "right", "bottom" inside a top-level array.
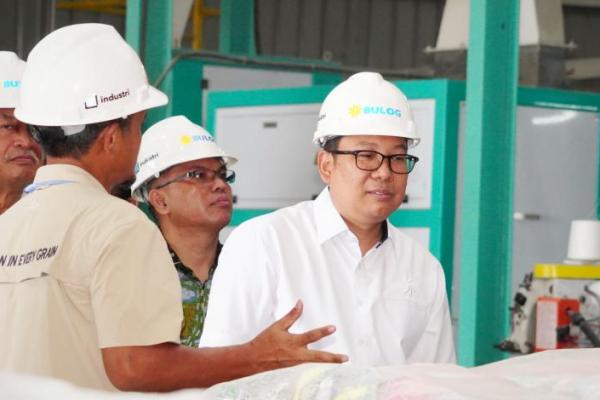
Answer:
[
  {"left": 201, "top": 72, "right": 456, "bottom": 365},
  {"left": 131, "top": 115, "right": 237, "bottom": 347}
]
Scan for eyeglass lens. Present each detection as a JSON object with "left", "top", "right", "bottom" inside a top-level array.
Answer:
[{"left": 355, "top": 151, "right": 416, "bottom": 174}]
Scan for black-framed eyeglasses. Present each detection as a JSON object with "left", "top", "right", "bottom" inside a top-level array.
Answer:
[
  {"left": 328, "top": 150, "right": 419, "bottom": 174},
  {"left": 154, "top": 167, "right": 236, "bottom": 189}
]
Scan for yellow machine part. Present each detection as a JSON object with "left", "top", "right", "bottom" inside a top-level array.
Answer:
[
  {"left": 535, "top": 263, "right": 600, "bottom": 279},
  {"left": 56, "top": 1, "right": 126, "bottom": 15}
]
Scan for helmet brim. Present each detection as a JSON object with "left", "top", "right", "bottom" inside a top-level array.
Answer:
[{"left": 14, "top": 85, "right": 168, "bottom": 126}]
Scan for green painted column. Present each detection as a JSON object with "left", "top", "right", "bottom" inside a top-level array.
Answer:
[
  {"left": 143, "top": 0, "right": 172, "bottom": 82},
  {"left": 144, "top": 0, "right": 173, "bottom": 125},
  {"left": 171, "top": 59, "right": 205, "bottom": 125},
  {"left": 458, "top": 1, "right": 520, "bottom": 366},
  {"left": 219, "top": 0, "right": 256, "bottom": 55},
  {"left": 125, "top": 0, "right": 173, "bottom": 125},
  {"left": 125, "top": 0, "right": 142, "bottom": 53}
]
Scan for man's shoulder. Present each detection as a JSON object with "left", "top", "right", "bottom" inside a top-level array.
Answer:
[
  {"left": 235, "top": 200, "right": 314, "bottom": 232},
  {"left": 39, "top": 185, "right": 154, "bottom": 235},
  {"left": 228, "top": 201, "right": 313, "bottom": 245},
  {"left": 71, "top": 188, "right": 151, "bottom": 227}
]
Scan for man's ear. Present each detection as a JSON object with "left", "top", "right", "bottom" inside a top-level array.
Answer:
[
  {"left": 148, "top": 188, "right": 169, "bottom": 216},
  {"left": 317, "top": 150, "right": 334, "bottom": 184},
  {"left": 96, "top": 122, "right": 120, "bottom": 155}
]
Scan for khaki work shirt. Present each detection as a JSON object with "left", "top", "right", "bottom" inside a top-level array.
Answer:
[{"left": 0, "top": 164, "right": 183, "bottom": 390}]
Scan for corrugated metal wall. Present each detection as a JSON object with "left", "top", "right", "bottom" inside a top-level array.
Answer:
[
  {"left": 255, "top": 0, "right": 444, "bottom": 71},
  {"left": 2, "top": 0, "right": 600, "bottom": 78},
  {"left": 0, "top": 0, "right": 55, "bottom": 59},
  {"left": 0, "top": 0, "right": 124, "bottom": 60},
  {"left": 564, "top": 5, "right": 600, "bottom": 58}
]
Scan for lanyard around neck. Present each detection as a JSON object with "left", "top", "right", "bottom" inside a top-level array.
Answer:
[{"left": 23, "top": 180, "right": 75, "bottom": 195}]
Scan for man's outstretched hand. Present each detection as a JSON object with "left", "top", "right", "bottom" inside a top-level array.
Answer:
[{"left": 246, "top": 300, "right": 349, "bottom": 371}]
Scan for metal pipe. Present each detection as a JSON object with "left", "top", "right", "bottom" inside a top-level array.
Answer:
[
  {"left": 567, "top": 309, "right": 600, "bottom": 347},
  {"left": 152, "top": 49, "right": 434, "bottom": 89}
]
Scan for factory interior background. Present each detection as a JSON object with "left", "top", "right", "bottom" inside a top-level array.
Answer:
[{"left": 3, "top": 0, "right": 600, "bottom": 371}]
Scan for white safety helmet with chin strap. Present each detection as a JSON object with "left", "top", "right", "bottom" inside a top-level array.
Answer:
[
  {"left": 14, "top": 23, "right": 167, "bottom": 133},
  {"left": 0, "top": 51, "right": 26, "bottom": 108},
  {"left": 313, "top": 72, "right": 419, "bottom": 147},
  {"left": 131, "top": 115, "right": 237, "bottom": 202}
]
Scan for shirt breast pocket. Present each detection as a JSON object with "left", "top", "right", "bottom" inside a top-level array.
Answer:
[{"left": 376, "top": 292, "right": 429, "bottom": 352}]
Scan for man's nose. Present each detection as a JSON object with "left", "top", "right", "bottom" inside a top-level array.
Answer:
[
  {"left": 13, "top": 123, "right": 37, "bottom": 148},
  {"left": 212, "top": 175, "right": 230, "bottom": 191}
]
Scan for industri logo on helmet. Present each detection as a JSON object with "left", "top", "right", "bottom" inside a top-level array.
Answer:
[
  {"left": 14, "top": 23, "right": 167, "bottom": 134},
  {"left": 0, "top": 51, "right": 26, "bottom": 108},
  {"left": 313, "top": 71, "right": 419, "bottom": 147},
  {"left": 131, "top": 115, "right": 237, "bottom": 202}
]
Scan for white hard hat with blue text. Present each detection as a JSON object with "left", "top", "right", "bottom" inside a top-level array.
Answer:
[
  {"left": 314, "top": 72, "right": 419, "bottom": 147},
  {"left": 131, "top": 115, "right": 237, "bottom": 202}
]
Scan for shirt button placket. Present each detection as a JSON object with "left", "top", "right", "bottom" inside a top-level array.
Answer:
[{"left": 355, "top": 259, "right": 374, "bottom": 363}]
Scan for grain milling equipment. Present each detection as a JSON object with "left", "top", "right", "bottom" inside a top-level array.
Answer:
[{"left": 498, "top": 220, "right": 600, "bottom": 353}]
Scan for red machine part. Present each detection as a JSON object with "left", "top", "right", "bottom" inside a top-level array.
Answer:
[{"left": 535, "top": 297, "right": 580, "bottom": 352}]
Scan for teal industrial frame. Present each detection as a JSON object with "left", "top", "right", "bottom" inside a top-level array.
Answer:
[
  {"left": 171, "top": 59, "right": 341, "bottom": 125},
  {"left": 459, "top": 0, "right": 520, "bottom": 366}
]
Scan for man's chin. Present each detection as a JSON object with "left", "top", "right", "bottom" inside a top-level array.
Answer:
[
  {"left": 215, "top": 216, "right": 233, "bottom": 231},
  {"left": 1, "top": 172, "right": 37, "bottom": 191},
  {"left": 13, "top": 168, "right": 38, "bottom": 182}
]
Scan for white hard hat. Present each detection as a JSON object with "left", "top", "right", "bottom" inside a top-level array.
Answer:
[
  {"left": 313, "top": 72, "right": 419, "bottom": 147},
  {"left": 131, "top": 115, "right": 237, "bottom": 202},
  {"left": 14, "top": 23, "right": 167, "bottom": 132},
  {"left": 0, "top": 51, "right": 26, "bottom": 108}
]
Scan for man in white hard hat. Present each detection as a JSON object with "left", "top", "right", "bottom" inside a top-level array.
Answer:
[
  {"left": 0, "top": 51, "right": 43, "bottom": 214},
  {"left": 131, "top": 115, "right": 236, "bottom": 347},
  {"left": 0, "top": 24, "right": 345, "bottom": 392},
  {"left": 201, "top": 72, "right": 456, "bottom": 365}
]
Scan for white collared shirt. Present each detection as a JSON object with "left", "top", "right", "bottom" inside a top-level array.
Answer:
[{"left": 200, "top": 188, "right": 455, "bottom": 365}]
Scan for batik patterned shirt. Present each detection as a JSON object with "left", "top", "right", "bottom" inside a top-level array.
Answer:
[{"left": 171, "top": 243, "right": 221, "bottom": 347}]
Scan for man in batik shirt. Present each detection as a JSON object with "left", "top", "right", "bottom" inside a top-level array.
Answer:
[
  {"left": 131, "top": 116, "right": 236, "bottom": 346},
  {"left": 173, "top": 243, "right": 222, "bottom": 345}
]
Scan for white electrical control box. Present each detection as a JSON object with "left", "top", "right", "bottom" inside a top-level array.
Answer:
[{"left": 216, "top": 103, "right": 324, "bottom": 209}]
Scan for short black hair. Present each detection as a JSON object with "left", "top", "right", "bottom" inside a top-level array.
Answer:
[
  {"left": 321, "top": 136, "right": 342, "bottom": 151},
  {"left": 30, "top": 117, "right": 130, "bottom": 158},
  {"left": 110, "top": 179, "right": 135, "bottom": 201}
]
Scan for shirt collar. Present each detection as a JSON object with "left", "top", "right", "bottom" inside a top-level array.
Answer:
[
  {"left": 314, "top": 187, "right": 350, "bottom": 244},
  {"left": 376, "top": 220, "right": 389, "bottom": 248},
  {"left": 34, "top": 164, "right": 107, "bottom": 193},
  {"left": 314, "top": 187, "right": 390, "bottom": 246},
  {"left": 171, "top": 242, "right": 223, "bottom": 284}
]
